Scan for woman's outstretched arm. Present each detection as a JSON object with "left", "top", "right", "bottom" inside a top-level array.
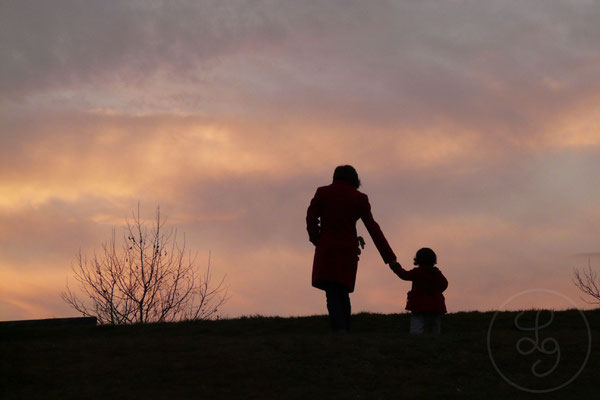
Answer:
[{"left": 360, "top": 194, "right": 396, "bottom": 264}]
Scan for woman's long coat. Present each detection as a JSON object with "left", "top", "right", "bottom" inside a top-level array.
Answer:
[{"left": 306, "top": 180, "right": 396, "bottom": 292}]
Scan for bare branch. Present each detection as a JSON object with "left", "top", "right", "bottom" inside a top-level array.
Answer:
[
  {"left": 573, "top": 260, "right": 600, "bottom": 305},
  {"left": 62, "top": 205, "right": 228, "bottom": 324}
]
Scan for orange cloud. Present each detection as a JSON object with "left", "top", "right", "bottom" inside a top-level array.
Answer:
[{"left": 3, "top": 1, "right": 600, "bottom": 321}]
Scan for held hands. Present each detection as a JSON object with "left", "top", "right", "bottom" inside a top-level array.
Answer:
[{"left": 388, "top": 260, "right": 402, "bottom": 272}]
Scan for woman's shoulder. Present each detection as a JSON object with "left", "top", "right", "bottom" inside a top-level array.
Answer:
[{"left": 321, "top": 182, "right": 362, "bottom": 194}]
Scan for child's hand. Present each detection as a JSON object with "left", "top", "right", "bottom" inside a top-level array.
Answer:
[{"left": 388, "top": 261, "right": 402, "bottom": 271}]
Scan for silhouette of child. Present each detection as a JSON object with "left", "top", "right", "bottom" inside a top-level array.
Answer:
[{"left": 390, "top": 248, "right": 448, "bottom": 334}]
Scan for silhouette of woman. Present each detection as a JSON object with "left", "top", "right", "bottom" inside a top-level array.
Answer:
[{"left": 306, "top": 165, "right": 397, "bottom": 332}]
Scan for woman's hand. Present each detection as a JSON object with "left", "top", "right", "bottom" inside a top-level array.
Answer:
[
  {"left": 357, "top": 236, "right": 366, "bottom": 255},
  {"left": 388, "top": 261, "right": 402, "bottom": 272}
]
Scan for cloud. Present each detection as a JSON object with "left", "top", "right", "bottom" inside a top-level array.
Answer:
[
  {"left": 0, "top": 0, "right": 290, "bottom": 97},
  {"left": 572, "top": 252, "right": 600, "bottom": 260},
  {"left": 2, "top": 1, "right": 600, "bottom": 319},
  {"left": 3, "top": 0, "right": 600, "bottom": 129}
]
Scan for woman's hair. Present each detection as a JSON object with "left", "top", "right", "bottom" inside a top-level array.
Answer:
[
  {"left": 332, "top": 165, "right": 361, "bottom": 188},
  {"left": 414, "top": 248, "right": 437, "bottom": 266}
]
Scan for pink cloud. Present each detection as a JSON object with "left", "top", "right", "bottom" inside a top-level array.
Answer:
[{"left": 2, "top": 1, "right": 600, "bottom": 321}]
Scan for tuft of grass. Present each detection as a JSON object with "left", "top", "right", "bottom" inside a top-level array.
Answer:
[{"left": 1, "top": 310, "right": 598, "bottom": 399}]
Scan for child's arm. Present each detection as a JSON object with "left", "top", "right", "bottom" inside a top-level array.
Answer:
[
  {"left": 389, "top": 261, "right": 415, "bottom": 281},
  {"left": 439, "top": 273, "right": 448, "bottom": 292},
  {"left": 433, "top": 267, "right": 449, "bottom": 292}
]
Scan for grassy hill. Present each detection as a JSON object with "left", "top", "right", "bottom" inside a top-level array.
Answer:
[{"left": 1, "top": 310, "right": 597, "bottom": 399}]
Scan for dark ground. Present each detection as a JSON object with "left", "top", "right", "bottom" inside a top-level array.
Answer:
[{"left": 1, "top": 310, "right": 597, "bottom": 399}]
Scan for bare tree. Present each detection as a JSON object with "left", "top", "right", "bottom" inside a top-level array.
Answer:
[
  {"left": 572, "top": 260, "right": 600, "bottom": 305},
  {"left": 62, "top": 205, "right": 227, "bottom": 324}
]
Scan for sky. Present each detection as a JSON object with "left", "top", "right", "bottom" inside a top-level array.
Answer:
[{"left": 1, "top": 0, "right": 600, "bottom": 321}]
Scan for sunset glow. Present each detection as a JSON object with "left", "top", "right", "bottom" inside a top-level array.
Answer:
[{"left": 2, "top": 0, "right": 600, "bottom": 321}]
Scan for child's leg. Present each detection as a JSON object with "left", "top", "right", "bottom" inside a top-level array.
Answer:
[
  {"left": 409, "top": 312, "right": 425, "bottom": 334},
  {"left": 425, "top": 313, "right": 442, "bottom": 334}
]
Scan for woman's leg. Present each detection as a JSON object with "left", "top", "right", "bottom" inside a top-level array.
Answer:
[
  {"left": 342, "top": 290, "right": 351, "bottom": 331},
  {"left": 325, "top": 283, "right": 351, "bottom": 332}
]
